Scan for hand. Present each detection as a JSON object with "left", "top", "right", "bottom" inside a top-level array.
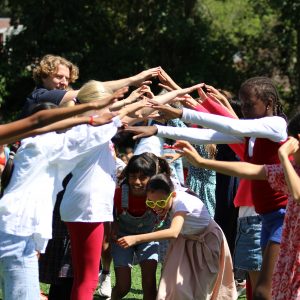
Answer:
[
  {"left": 157, "top": 67, "right": 181, "bottom": 90},
  {"left": 117, "top": 235, "right": 138, "bottom": 248},
  {"left": 158, "top": 83, "right": 174, "bottom": 92},
  {"left": 122, "top": 125, "right": 158, "bottom": 140},
  {"left": 203, "top": 84, "right": 238, "bottom": 118},
  {"left": 112, "top": 86, "right": 129, "bottom": 100},
  {"left": 163, "top": 152, "right": 183, "bottom": 163},
  {"left": 173, "top": 140, "right": 204, "bottom": 167},
  {"left": 278, "top": 137, "right": 300, "bottom": 160},
  {"left": 131, "top": 67, "right": 161, "bottom": 87},
  {"left": 125, "top": 85, "right": 151, "bottom": 104},
  {"left": 123, "top": 96, "right": 150, "bottom": 119},
  {"left": 91, "top": 112, "right": 118, "bottom": 126},
  {"left": 179, "top": 95, "right": 200, "bottom": 110},
  {"left": 196, "top": 84, "right": 209, "bottom": 102},
  {"left": 148, "top": 100, "right": 183, "bottom": 120}
]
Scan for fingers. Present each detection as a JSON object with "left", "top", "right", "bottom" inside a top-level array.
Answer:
[{"left": 158, "top": 83, "right": 173, "bottom": 91}]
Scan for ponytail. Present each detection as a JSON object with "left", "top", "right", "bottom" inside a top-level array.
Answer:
[
  {"left": 1, "top": 142, "right": 20, "bottom": 197},
  {"left": 157, "top": 156, "right": 171, "bottom": 176}
]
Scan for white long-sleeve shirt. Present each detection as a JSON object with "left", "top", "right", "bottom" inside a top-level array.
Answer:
[
  {"left": 181, "top": 108, "right": 287, "bottom": 142},
  {"left": 0, "top": 119, "right": 121, "bottom": 252},
  {"left": 60, "top": 118, "right": 122, "bottom": 222},
  {"left": 155, "top": 110, "right": 287, "bottom": 158}
]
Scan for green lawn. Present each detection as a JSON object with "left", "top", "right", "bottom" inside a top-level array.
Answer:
[
  {"left": 1, "top": 263, "right": 246, "bottom": 299},
  {"left": 40, "top": 263, "right": 246, "bottom": 299}
]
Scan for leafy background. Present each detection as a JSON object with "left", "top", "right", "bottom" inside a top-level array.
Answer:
[{"left": 0, "top": 0, "right": 299, "bottom": 120}]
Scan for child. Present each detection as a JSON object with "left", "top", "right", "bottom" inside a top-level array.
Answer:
[
  {"left": 124, "top": 77, "right": 288, "bottom": 299},
  {"left": 117, "top": 173, "right": 237, "bottom": 300},
  {"left": 0, "top": 111, "right": 122, "bottom": 300},
  {"left": 111, "top": 152, "right": 171, "bottom": 300},
  {"left": 174, "top": 111, "right": 300, "bottom": 299}
]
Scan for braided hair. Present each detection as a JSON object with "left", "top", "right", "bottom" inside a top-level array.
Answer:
[{"left": 239, "top": 77, "right": 286, "bottom": 119}]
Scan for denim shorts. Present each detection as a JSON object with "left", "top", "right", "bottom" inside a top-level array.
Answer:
[
  {"left": 112, "top": 240, "right": 159, "bottom": 268},
  {"left": 234, "top": 215, "right": 262, "bottom": 271},
  {"left": 0, "top": 231, "right": 40, "bottom": 300},
  {"left": 260, "top": 208, "right": 285, "bottom": 248}
]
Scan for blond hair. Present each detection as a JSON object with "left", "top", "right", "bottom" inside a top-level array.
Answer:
[
  {"left": 77, "top": 80, "right": 113, "bottom": 103},
  {"left": 33, "top": 54, "right": 79, "bottom": 85}
]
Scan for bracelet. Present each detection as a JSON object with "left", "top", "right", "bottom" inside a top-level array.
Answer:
[{"left": 89, "top": 116, "right": 94, "bottom": 125}]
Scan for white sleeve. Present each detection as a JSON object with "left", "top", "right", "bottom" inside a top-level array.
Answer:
[
  {"left": 155, "top": 125, "right": 244, "bottom": 145},
  {"left": 181, "top": 108, "right": 287, "bottom": 142},
  {"left": 49, "top": 116, "right": 122, "bottom": 161}
]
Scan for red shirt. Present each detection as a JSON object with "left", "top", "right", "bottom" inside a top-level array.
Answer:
[{"left": 114, "top": 187, "right": 148, "bottom": 217}]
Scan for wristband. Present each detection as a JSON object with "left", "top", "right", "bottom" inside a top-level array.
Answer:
[{"left": 89, "top": 116, "right": 94, "bottom": 125}]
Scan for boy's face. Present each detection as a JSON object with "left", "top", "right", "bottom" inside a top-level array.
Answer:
[{"left": 42, "top": 64, "right": 70, "bottom": 90}]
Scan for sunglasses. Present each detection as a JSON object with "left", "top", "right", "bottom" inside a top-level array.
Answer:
[{"left": 146, "top": 193, "right": 173, "bottom": 209}]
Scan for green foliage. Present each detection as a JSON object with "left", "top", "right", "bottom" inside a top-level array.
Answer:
[{"left": 0, "top": 0, "right": 299, "bottom": 119}]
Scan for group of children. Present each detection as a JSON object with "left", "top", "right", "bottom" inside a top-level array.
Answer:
[{"left": 0, "top": 54, "right": 299, "bottom": 300}]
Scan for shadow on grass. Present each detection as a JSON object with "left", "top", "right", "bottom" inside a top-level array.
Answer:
[{"left": 93, "top": 288, "right": 143, "bottom": 299}]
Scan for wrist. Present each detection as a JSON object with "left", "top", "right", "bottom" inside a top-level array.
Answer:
[
  {"left": 128, "top": 76, "right": 136, "bottom": 86},
  {"left": 88, "top": 115, "right": 95, "bottom": 125}
]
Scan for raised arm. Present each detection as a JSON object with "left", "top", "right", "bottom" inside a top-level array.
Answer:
[
  {"left": 278, "top": 137, "right": 300, "bottom": 202},
  {"left": 174, "top": 140, "right": 267, "bottom": 180},
  {"left": 0, "top": 100, "right": 119, "bottom": 145},
  {"left": 117, "top": 212, "right": 186, "bottom": 248},
  {"left": 102, "top": 67, "right": 161, "bottom": 91}
]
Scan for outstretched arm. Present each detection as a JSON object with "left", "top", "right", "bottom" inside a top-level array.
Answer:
[
  {"left": 117, "top": 212, "right": 186, "bottom": 248},
  {"left": 103, "top": 67, "right": 161, "bottom": 91},
  {"left": 174, "top": 140, "right": 267, "bottom": 179},
  {"left": 0, "top": 101, "right": 118, "bottom": 145},
  {"left": 278, "top": 137, "right": 300, "bottom": 202}
]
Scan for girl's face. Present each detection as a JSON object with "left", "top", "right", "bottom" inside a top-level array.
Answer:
[
  {"left": 146, "top": 190, "right": 174, "bottom": 217},
  {"left": 128, "top": 172, "right": 150, "bottom": 196},
  {"left": 240, "top": 93, "right": 272, "bottom": 119}
]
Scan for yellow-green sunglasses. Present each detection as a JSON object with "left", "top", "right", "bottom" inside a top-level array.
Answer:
[{"left": 146, "top": 193, "right": 173, "bottom": 209}]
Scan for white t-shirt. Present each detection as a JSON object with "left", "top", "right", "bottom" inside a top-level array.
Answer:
[
  {"left": 60, "top": 119, "right": 122, "bottom": 222},
  {"left": 0, "top": 122, "right": 120, "bottom": 251},
  {"left": 171, "top": 190, "right": 211, "bottom": 235}
]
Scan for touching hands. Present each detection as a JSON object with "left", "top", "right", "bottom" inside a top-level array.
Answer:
[
  {"left": 157, "top": 67, "right": 181, "bottom": 90},
  {"left": 147, "top": 100, "right": 183, "bottom": 120},
  {"left": 131, "top": 67, "right": 161, "bottom": 87}
]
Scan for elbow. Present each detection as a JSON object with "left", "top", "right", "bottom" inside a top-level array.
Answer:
[
  {"left": 170, "top": 231, "right": 180, "bottom": 239},
  {"left": 293, "top": 193, "right": 300, "bottom": 204}
]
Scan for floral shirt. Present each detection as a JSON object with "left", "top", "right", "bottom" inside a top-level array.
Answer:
[{"left": 265, "top": 163, "right": 300, "bottom": 300}]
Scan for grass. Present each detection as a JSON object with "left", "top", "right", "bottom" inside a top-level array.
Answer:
[
  {"left": 40, "top": 263, "right": 247, "bottom": 299},
  {"left": 1, "top": 263, "right": 246, "bottom": 299}
]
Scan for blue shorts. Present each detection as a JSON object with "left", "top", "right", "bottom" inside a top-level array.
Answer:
[
  {"left": 111, "top": 240, "right": 159, "bottom": 268},
  {"left": 260, "top": 208, "right": 285, "bottom": 248},
  {"left": 234, "top": 215, "right": 262, "bottom": 272}
]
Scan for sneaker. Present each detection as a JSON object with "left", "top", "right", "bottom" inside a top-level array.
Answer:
[
  {"left": 98, "top": 272, "right": 112, "bottom": 298},
  {"left": 235, "top": 279, "right": 246, "bottom": 297}
]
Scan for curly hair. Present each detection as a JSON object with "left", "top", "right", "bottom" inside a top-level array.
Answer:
[{"left": 32, "top": 54, "right": 79, "bottom": 85}]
